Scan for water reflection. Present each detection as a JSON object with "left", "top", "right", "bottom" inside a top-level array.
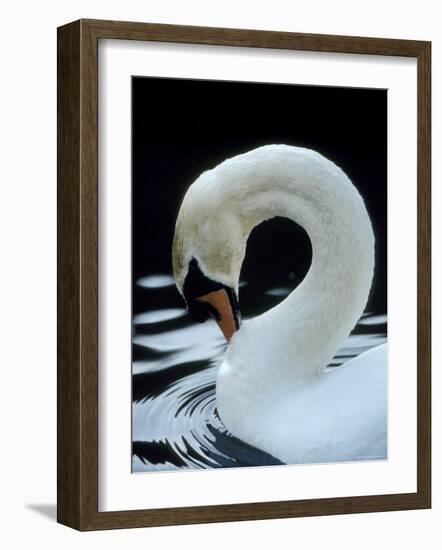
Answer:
[
  {"left": 132, "top": 274, "right": 387, "bottom": 473},
  {"left": 136, "top": 274, "right": 175, "bottom": 288}
]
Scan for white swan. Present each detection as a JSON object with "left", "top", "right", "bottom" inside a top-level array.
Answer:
[{"left": 172, "top": 144, "right": 387, "bottom": 464}]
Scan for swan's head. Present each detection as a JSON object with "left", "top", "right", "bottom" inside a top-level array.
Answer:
[{"left": 172, "top": 171, "right": 246, "bottom": 341}]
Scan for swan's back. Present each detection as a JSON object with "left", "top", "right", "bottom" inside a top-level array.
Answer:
[{"left": 218, "top": 344, "right": 387, "bottom": 465}]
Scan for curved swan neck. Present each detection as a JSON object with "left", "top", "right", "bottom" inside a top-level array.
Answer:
[{"left": 220, "top": 145, "right": 375, "bottom": 378}]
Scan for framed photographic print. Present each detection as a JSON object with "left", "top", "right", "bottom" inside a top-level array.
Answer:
[{"left": 57, "top": 19, "right": 431, "bottom": 530}]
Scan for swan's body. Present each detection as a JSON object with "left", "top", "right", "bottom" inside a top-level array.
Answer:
[{"left": 172, "top": 144, "right": 387, "bottom": 464}]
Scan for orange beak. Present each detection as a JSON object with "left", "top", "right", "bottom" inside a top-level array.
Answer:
[{"left": 196, "top": 288, "right": 238, "bottom": 342}]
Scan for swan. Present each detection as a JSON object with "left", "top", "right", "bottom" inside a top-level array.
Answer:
[{"left": 172, "top": 144, "right": 387, "bottom": 465}]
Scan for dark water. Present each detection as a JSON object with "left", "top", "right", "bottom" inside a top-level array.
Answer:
[{"left": 132, "top": 274, "right": 387, "bottom": 473}]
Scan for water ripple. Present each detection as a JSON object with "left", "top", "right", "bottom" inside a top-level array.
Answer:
[
  {"left": 132, "top": 274, "right": 387, "bottom": 472},
  {"left": 136, "top": 274, "right": 175, "bottom": 288}
]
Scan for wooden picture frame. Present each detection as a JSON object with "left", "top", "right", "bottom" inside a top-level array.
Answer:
[{"left": 57, "top": 18, "right": 431, "bottom": 530}]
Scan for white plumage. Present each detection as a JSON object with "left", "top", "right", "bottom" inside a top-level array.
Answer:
[{"left": 173, "top": 144, "right": 387, "bottom": 464}]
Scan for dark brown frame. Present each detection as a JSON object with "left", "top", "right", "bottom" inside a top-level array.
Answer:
[{"left": 57, "top": 18, "right": 431, "bottom": 531}]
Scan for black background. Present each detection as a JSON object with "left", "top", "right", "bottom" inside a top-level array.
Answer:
[{"left": 132, "top": 77, "right": 387, "bottom": 315}]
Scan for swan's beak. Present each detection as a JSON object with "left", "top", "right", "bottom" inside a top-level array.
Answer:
[{"left": 196, "top": 289, "right": 239, "bottom": 342}]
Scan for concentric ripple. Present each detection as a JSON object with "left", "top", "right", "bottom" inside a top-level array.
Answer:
[{"left": 132, "top": 275, "right": 387, "bottom": 473}]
